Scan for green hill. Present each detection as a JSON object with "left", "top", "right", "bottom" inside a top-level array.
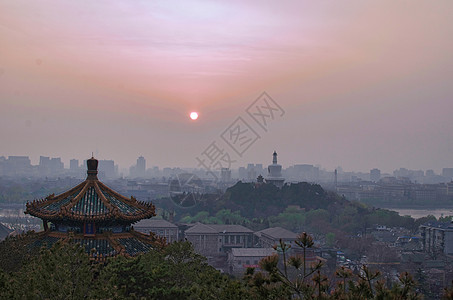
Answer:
[{"left": 184, "top": 181, "right": 426, "bottom": 234}]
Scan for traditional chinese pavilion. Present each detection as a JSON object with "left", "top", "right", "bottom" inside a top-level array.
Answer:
[{"left": 25, "top": 157, "right": 161, "bottom": 259}]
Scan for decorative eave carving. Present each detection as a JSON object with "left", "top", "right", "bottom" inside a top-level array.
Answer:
[{"left": 25, "top": 158, "right": 156, "bottom": 224}]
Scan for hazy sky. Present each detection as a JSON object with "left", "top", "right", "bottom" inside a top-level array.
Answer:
[{"left": 1, "top": 1, "right": 452, "bottom": 173}]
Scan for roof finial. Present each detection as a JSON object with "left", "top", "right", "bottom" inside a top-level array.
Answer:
[{"left": 87, "top": 156, "right": 98, "bottom": 180}]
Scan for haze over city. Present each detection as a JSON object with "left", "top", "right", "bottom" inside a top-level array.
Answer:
[{"left": 1, "top": 1, "right": 452, "bottom": 173}]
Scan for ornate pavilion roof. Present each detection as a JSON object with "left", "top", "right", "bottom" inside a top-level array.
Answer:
[
  {"left": 24, "top": 157, "right": 163, "bottom": 259},
  {"left": 25, "top": 157, "right": 155, "bottom": 224}
]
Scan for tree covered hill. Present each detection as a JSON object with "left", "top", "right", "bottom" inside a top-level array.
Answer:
[
  {"left": 185, "top": 182, "right": 428, "bottom": 234},
  {"left": 206, "top": 182, "right": 346, "bottom": 218}
]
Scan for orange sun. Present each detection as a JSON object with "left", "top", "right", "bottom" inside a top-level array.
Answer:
[{"left": 190, "top": 112, "right": 199, "bottom": 120}]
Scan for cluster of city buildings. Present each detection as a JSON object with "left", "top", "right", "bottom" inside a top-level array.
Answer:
[
  {"left": 335, "top": 177, "right": 453, "bottom": 205},
  {"left": 1, "top": 154, "right": 452, "bottom": 185},
  {"left": 0, "top": 155, "right": 117, "bottom": 179},
  {"left": 126, "top": 215, "right": 453, "bottom": 281},
  {"left": 2, "top": 153, "right": 452, "bottom": 210},
  {"left": 133, "top": 218, "right": 315, "bottom": 275},
  {"left": 3, "top": 153, "right": 453, "bottom": 294}
]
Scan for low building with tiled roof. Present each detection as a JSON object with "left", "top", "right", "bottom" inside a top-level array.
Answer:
[
  {"left": 254, "top": 226, "right": 298, "bottom": 248},
  {"left": 228, "top": 248, "right": 276, "bottom": 275},
  {"left": 255, "top": 227, "right": 297, "bottom": 248},
  {"left": 134, "top": 219, "right": 179, "bottom": 243},
  {"left": 184, "top": 223, "right": 254, "bottom": 257},
  {"left": 25, "top": 157, "right": 163, "bottom": 260},
  {"left": 254, "top": 227, "right": 319, "bottom": 260}
]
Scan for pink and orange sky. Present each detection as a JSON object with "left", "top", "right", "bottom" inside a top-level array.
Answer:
[{"left": 1, "top": 1, "right": 452, "bottom": 173}]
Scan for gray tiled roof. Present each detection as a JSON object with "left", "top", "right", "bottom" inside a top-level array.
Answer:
[
  {"left": 184, "top": 223, "right": 252, "bottom": 234},
  {"left": 134, "top": 218, "right": 177, "bottom": 228},
  {"left": 184, "top": 223, "right": 218, "bottom": 234},
  {"left": 209, "top": 224, "right": 253, "bottom": 233},
  {"left": 255, "top": 227, "right": 297, "bottom": 240}
]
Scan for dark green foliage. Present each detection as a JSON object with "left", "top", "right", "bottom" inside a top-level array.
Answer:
[
  {"left": 443, "top": 281, "right": 453, "bottom": 300},
  {"left": 0, "top": 231, "right": 41, "bottom": 273},
  {"left": 207, "top": 182, "right": 423, "bottom": 234},
  {"left": 247, "top": 234, "right": 324, "bottom": 299},
  {"left": 439, "top": 215, "right": 453, "bottom": 223},
  {"left": 0, "top": 268, "right": 13, "bottom": 299},
  {"left": 92, "top": 241, "right": 250, "bottom": 300},
  {"left": 1, "top": 238, "right": 251, "bottom": 299},
  {"left": 416, "top": 214, "right": 438, "bottom": 226},
  {"left": 2, "top": 241, "right": 94, "bottom": 299},
  {"left": 216, "top": 182, "right": 334, "bottom": 219},
  {"left": 173, "top": 182, "right": 430, "bottom": 236},
  {"left": 0, "top": 232, "right": 447, "bottom": 299}
]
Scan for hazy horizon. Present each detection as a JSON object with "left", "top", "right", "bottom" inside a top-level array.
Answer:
[{"left": 1, "top": 1, "right": 452, "bottom": 174}]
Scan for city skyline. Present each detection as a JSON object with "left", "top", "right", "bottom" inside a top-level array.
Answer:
[
  {"left": 1, "top": 1, "right": 452, "bottom": 173},
  {"left": 1, "top": 153, "right": 453, "bottom": 179}
]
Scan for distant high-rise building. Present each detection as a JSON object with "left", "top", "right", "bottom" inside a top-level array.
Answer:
[
  {"left": 130, "top": 156, "right": 146, "bottom": 178},
  {"left": 370, "top": 168, "right": 381, "bottom": 182},
  {"left": 39, "top": 156, "right": 51, "bottom": 175},
  {"left": 50, "top": 157, "right": 64, "bottom": 173},
  {"left": 8, "top": 156, "right": 31, "bottom": 165},
  {"left": 221, "top": 168, "right": 231, "bottom": 183},
  {"left": 443, "top": 168, "right": 453, "bottom": 180},
  {"left": 70, "top": 159, "right": 79, "bottom": 171},
  {"left": 39, "top": 156, "right": 63, "bottom": 176},
  {"left": 238, "top": 167, "right": 247, "bottom": 180},
  {"left": 136, "top": 156, "right": 146, "bottom": 178},
  {"left": 425, "top": 169, "right": 435, "bottom": 177},
  {"left": 291, "top": 164, "right": 318, "bottom": 182},
  {"left": 247, "top": 164, "right": 257, "bottom": 181},
  {"left": 99, "top": 159, "right": 116, "bottom": 178},
  {"left": 39, "top": 156, "right": 50, "bottom": 165},
  {"left": 6, "top": 156, "right": 32, "bottom": 176},
  {"left": 393, "top": 168, "right": 424, "bottom": 182},
  {"left": 334, "top": 169, "right": 338, "bottom": 187},
  {"left": 69, "top": 159, "right": 83, "bottom": 178},
  {"left": 255, "top": 164, "right": 264, "bottom": 176},
  {"left": 147, "top": 166, "right": 160, "bottom": 177},
  {"left": 0, "top": 156, "right": 5, "bottom": 175}
]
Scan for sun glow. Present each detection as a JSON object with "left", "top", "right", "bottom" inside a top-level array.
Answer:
[{"left": 190, "top": 112, "right": 199, "bottom": 120}]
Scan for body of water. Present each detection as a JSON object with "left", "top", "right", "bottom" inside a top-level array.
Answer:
[
  {"left": 1, "top": 205, "right": 453, "bottom": 222},
  {"left": 384, "top": 208, "right": 453, "bottom": 219},
  {"left": 0, "top": 205, "right": 41, "bottom": 232},
  {"left": 0, "top": 207, "right": 27, "bottom": 218}
]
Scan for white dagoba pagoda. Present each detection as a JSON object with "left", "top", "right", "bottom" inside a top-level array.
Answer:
[{"left": 266, "top": 151, "right": 285, "bottom": 188}]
